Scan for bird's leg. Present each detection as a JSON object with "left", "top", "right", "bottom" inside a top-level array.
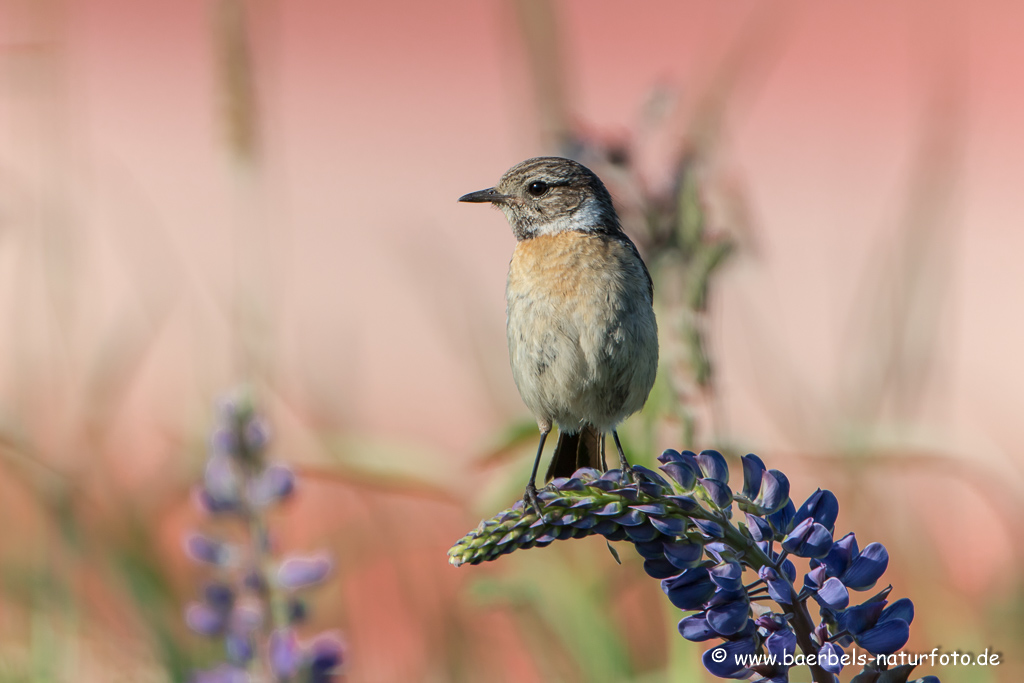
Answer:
[
  {"left": 600, "top": 433, "right": 608, "bottom": 471},
  {"left": 612, "top": 430, "right": 642, "bottom": 487},
  {"left": 523, "top": 427, "right": 550, "bottom": 517}
]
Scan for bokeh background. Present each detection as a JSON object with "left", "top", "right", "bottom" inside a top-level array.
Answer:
[{"left": 0, "top": 0, "right": 1021, "bottom": 681}]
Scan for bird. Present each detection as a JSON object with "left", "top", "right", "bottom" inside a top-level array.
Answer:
[{"left": 459, "top": 156, "right": 658, "bottom": 513}]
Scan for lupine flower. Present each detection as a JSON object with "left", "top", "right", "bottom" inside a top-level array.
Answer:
[
  {"left": 185, "top": 393, "right": 344, "bottom": 681},
  {"left": 449, "top": 450, "right": 938, "bottom": 683}
]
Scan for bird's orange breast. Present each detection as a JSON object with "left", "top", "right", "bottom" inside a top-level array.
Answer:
[{"left": 509, "top": 231, "right": 623, "bottom": 300}]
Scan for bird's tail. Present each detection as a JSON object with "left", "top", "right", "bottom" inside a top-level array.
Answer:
[{"left": 545, "top": 425, "right": 603, "bottom": 481}]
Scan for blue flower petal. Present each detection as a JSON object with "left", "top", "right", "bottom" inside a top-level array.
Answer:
[
  {"left": 662, "top": 567, "right": 716, "bottom": 610},
  {"left": 308, "top": 634, "right": 345, "bottom": 681},
  {"left": 754, "top": 612, "right": 789, "bottom": 632},
  {"left": 741, "top": 454, "right": 765, "bottom": 499},
  {"left": 625, "top": 523, "right": 661, "bottom": 543},
  {"left": 754, "top": 470, "right": 790, "bottom": 515},
  {"left": 814, "top": 577, "right": 850, "bottom": 611},
  {"left": 820, "top": 532, "right": 857, "bottom": 577},
  {"left": 818, "top": 643, "right": 845, "bottom": 674},
  {"left": 631, "top": 503, "right": 668, "bottom": 515},
  {"left": 268, "top": 628, "right": 301, "bottom": 678},
  {"left": 792, "top": 489, "right": 839, "bottom": 532},
  {"left": 695, "top": 450, "right": 730, "bottom": 483},
  {"left": 744, "top": 513, "right": 773, "bottom": 542},
  {"left": 843, "top": 542, "right": 889, "bottom": 591},
  {"left": 880, "top": 597, "right": 914, "bottom": 626},
  {"left": 632, "top": 465, "right": 671, "bottom": 488},
  {"left": 709, "top": 562, "right": 744, "bottom": 592},
  {"left": 602, "top": 525, "right": 627, "bottom": 542},
  {"left": 573, "top": 467, "right": 602, "bottom": 480},
  {"left": 248, "top": 465, "right": 295, "bottom": 508},
  {"left": 185, "top": 602, "right": 227, "bottom": 636},
  {"left": 612, "top": 509, "right": 646, "bottom": 526},
  {"left": 679, "top": 613, "right": 717, "bottom": 641},
  {"left": 693, "top": 517, "right": 724, "bottom": 538},
  {"left": 202, "top": 453, "right": 241, "bottom": 511},
  {"left": 781, "top": 518, "right": 833, "bottom": 558},
  {"left": 803, "top": 565, "right": 827, "bottom": 591},
  {"left": 643, "top": 557, "right": 682, "bottom": 579},
  {"left": 634, "top": 540, "right": 667, "bottom": 560},
  {"left": 765, "top": 627, "right": 797, "bottom": 660},
  {"left": 703, "top": 637, "right": 756, "bottom": 678},
  {"left": 559, "top": 477, "right": 587, "bottom": 491},
  {"left": 856, "top": 618, "right": 910, "bottom": 655},
  {"left": 767, "top": 499, "right": 796, "bottom": 536},
  {"left": 759, "top": 566, "right": 796, "bottom": 605},
  {"left": 699, "top": 478, "right": 734, "bottom": 508},
  {"left": 277, "top": 555, "right": 331, "bottom": 590},
  {"left": 838, "top": 601, "right": 886, "bottom": 635},
  {"left": 665, "top": 495, "right": 702, "bottom": 513},
  {"left": 707, "top": 597, "right": 750, "bottom": 636},
  {"left": 185, "top": 534, "right": 231, "bottom": 566},
  {"left": 570, "top": 515, "right": 598, "bottom": 529},
  {"left": 663, "top": 539, "right": 704, "bottom": 569},
  {"left": 660, "top": 463, "right": 698, "bottom": 491},
  {"left": 591, "top": 501, "right": 624, "bottom": 516},
  {"left": 649, "top": 515, "right": 687, "bottom": 536},
  {"left": 658, "top": 448, "right": 684, "bottom": 464}
]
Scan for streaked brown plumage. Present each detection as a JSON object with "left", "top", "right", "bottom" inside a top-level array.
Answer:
[{"left": 460, "top": 157, "right": 658, "bottom": 510}]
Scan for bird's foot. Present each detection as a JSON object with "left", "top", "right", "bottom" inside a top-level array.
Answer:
[
  {"left": 619, "top": 462, "right": 643, "bottom": 492},
  {"left": 523, "top": 483, "right": 544, "bottom": 518}
]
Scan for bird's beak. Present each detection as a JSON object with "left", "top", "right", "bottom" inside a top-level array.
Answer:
[{"left": 458, "top": 187, "right": 508, "bottom": 204}]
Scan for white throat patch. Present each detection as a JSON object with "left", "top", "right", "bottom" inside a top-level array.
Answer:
[{"left": 531, "top": 196, "right": 604, "bottom": 237}]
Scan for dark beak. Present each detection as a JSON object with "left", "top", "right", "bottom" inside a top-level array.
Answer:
[{"left": 458, "top": 187, "right": 508, "bottom": 204}]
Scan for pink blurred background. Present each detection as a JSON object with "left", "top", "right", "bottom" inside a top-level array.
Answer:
[{"left": 0, "top": 0, "right": 1020, "bottom": 681}]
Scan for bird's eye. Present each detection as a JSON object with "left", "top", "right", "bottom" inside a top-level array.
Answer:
[{"left": 527, "top": 181, "right": 549, "bottom": 197}]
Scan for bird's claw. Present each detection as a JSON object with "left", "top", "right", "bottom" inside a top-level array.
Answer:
[
  {"left": 620, "top": 464, "right": 643, "bottom": 492},
  {"left": 523, "top": 483, "right": 544, "bottom": 518}
]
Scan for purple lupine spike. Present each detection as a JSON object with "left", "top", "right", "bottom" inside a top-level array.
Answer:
[
  {"left": 446, "top": 450, "right": 932, "bottom": 682},
  {"left": 185, "top": 394, "right": 341, "bottom": 682}
]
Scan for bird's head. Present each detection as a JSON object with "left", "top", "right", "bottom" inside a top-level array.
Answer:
[{"left": 459, "top": 157, "right": 621, "bottom": 240}]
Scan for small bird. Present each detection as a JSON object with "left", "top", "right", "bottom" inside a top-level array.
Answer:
[{"left": 459, "top": 156, "right": 658, "bottom": 512}]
